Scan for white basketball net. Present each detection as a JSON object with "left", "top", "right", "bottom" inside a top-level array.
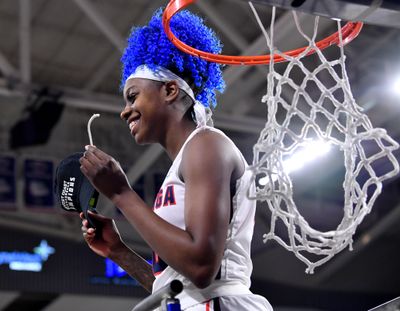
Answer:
[{"left": 248, "top": 4, "right": 399, "bottom": 273}]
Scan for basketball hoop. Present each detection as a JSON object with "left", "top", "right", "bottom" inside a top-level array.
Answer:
[
  {"left": 163, "top": 0, "right": 399, "bottom": 273},
  {"left": 162, "top": 0, "right": 363, "bottom": 65}
]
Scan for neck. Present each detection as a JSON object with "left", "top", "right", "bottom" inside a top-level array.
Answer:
[{"left": 162, "top": 117, "right": 197, "bottom": 161}]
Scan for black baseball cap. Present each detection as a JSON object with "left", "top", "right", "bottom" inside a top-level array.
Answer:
[{"left": 54, "top": 152, "right": 99, "bottom": 228}]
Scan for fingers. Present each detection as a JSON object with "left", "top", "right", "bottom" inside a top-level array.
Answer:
[
  {"left": 81, "top": 217, "right": 96, "bottom": 241},
  {"left": 79, "top": 153, "right": 96, "bottom": 177},
  {"left": 80, "top": 145, "right": 115, "bottom": 177},
  {"left": 87, "top": 227, "right": 96, "bottom": 234},
  {"left": 84, "top": 145, "right": 109, "bottom": 161},
  {"left": 81, "top": 217, "right": 90, "bottom": 230},
  {"left": 81, "top": 223, "right": 95, "bottom": 234},
  {"left": 79, "top": 145, "right": 103, "bottom": 166}
]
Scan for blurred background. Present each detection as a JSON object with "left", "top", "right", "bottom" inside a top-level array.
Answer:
[{"left": 0, "top": 0, "right": 400, "bottom": 310}]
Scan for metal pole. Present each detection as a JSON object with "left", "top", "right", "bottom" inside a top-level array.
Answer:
[{"left": 132, "top": 280, "right": 183, "bottom": 311}]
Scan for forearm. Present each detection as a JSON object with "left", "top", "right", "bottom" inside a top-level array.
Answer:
[
  {"left": 112, "top": 190, "right": 222, "bottom": 288},
  {"left": 109, "top": 242, "right": 154, "bottom": 292}
]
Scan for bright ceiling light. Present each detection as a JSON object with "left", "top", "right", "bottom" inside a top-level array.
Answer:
[
  {"left": 284, "top": 140, "right": 331, "bottom": 173},
  {"left": 258, "top": 140, "right": 331, "bottom": 186},
  {"left": 393, "top": 76, "right": 400, "bottom": 95}
]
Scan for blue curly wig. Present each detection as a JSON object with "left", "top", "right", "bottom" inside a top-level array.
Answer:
[{"left": 120, "top": 8, "right": 225, "bottom": 108}]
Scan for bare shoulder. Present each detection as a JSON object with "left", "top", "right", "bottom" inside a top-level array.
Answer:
[
  {"left": 188, "top": 128, "right": 232, "bottom": 149},
  {"left": 184, "top": 129, "right": 235, "bottom": 162},
  {"left": 181, "top": 129, "right": 244, "bottom": 181}
]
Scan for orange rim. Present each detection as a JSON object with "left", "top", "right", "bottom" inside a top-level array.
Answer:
[{"left": 162, "top": 0, "right": 363, "bottom": 65}]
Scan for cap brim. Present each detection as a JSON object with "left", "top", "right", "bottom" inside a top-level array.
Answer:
[
  {"left": 55, "top": 153, "right": 83, "bottom": 213},
  {"left": 79, "top": 176, "right": 99, "bottom": 228}
]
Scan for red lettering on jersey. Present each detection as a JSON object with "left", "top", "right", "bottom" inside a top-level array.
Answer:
[
  {"left": 163, "top": 185, "right": 176, "bottom": 206},
  {"left": 154, "top": 189, "right": 163, "bottom": 209}
]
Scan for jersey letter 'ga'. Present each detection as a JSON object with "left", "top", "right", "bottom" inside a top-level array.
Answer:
[{"left": 154, "top": 185, "right": 176, "bottom": 209}]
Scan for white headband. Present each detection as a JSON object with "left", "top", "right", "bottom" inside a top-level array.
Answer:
[{"left": 126, "top": 65, "right": 213, "bottom": 127}]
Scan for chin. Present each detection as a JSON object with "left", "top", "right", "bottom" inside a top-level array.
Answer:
[
  {"left": 133, "top": 133, "right": 150, "bottom": 145},
  {"left": 133, "top": 135, "right": 144, "bottom": 145}
]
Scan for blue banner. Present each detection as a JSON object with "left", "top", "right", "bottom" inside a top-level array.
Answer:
[
  {"left": 24, "top": 159, "right": 54, "bottom": 209},
  {"left": 0, "top": 155, "right": 16, "bottom": 209}
]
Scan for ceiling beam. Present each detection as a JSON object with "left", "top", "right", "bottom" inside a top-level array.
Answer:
[
  {"left": 82, "top": 1, "right": 164, "bottom": 92},
  {"left": 19, "top": 0, "right": 31, "bottom": 84},
  {"left": 0, "top": 51, "right": 19, "bottom": 79},
  {"left": 72, "top": 0, "right": 125, "bottom": 52},
  {"left": 83, "top": 53, "right": 119, "bottom": 91},
  {"left": 195, "top": 1, "right": 248, "bottom": 51},
  {"left": 74, "top": 0, "right": 126, "bottom": 91},
  {"left": 0, "top": 78, "right": 266, "bottom": 133}
]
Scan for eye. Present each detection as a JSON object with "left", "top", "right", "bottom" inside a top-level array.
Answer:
[{"left": 126, "top": 92, "right": 137, "bottom": 104}]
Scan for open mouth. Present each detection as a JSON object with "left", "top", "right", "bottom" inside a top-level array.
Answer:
[{"left": 128, "top": 116, "right": 141, "bottom": 134}]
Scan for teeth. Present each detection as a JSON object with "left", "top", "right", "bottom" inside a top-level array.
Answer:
[{"left": 129, "top": 121, "right": 137, "bottom": 130}]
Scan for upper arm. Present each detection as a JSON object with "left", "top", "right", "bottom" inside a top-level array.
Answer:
[{"left": 180, "top": 131, "right": 236, "bottom": 263}]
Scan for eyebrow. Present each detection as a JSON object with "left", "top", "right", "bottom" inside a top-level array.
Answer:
[{"left": 124, "top": 85, "right": 138, "bottom": 98}]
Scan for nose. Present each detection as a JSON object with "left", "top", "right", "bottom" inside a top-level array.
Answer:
[{"left": 120, "top": 104, "right": 131, "bottom": 121}]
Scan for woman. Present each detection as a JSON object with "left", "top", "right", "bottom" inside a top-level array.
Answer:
[{"left": 80, "top": 8, "right": 273, "bottom": 310}]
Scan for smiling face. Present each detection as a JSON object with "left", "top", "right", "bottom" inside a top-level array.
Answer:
[{"left": 121, "top": 78, "right": 167, "bottom": 145}]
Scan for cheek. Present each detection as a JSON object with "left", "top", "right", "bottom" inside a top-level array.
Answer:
[{"left": 142, "top": 99, "right": 161, "bottom": 118}]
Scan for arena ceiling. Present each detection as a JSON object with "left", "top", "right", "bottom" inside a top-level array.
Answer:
[{"left": 0, "top": 0, "right": 400, "bottom": 310}]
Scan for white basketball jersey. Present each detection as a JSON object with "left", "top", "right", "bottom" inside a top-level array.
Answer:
[{"left": 152, "top": 126, "right": 257, "bottom": 309}]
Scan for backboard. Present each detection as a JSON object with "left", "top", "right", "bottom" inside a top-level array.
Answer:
[
  {"left": 246, "top": 0, "right": 400, "bottom": 28},
  {"left": 368, "top": 296, "right": 400, "bottom": 311}
]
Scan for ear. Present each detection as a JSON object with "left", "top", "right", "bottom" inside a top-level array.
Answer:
[{"left": 164, "top": 80, "right": 180, "bottom": 104}]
